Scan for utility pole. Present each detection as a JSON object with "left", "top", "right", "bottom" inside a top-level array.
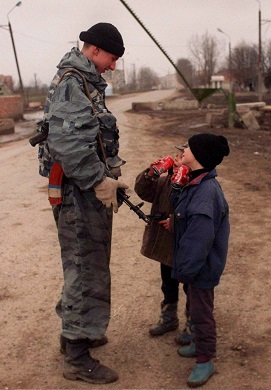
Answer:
[
  {"left": 68, "top": 40, "right": 79, "bottom": 49},
  {"left": 0, "top": 2, "right": 26, "bottom": 108},
  {"left": 121, "top": 58, "right": 125, "bottom": 86},
  {"left": 34, "top": 73, "right": 38, "bottom": 94},
  {"left": 256, "top": 0, "right": 263, "bottom": 101},
  {"left": 8, "top": 19, "right": 26, "bottom": 106},
  {"left": 217, "top": 28, "right": 235, "bottom": 128},
  {"left": 132, "top": 63, "right": 136, "bottom": 91},
  {"left": 7, "top": 1, "right": 26, "bottom": 108}
]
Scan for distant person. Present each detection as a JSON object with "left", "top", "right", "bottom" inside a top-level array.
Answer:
[
  {"left": 44, "top": 23, "right": 129, "bottom": 384},
  {"left": 134, "top": 146, "right": 192, "bottom": 345},
  {"left": 172, "top": 133, "right": 230, "bottom": 388}
]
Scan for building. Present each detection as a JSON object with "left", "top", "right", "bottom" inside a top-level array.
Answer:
[
  {"left": 103, "top": 69, "right": 125, "bottom": 95},
  {"left": 211, "top": 75, "right": 225, "bottom": 89},
  {"left": 159, "top": 73, "right": 183, "bottom": 90},
  {"left": 0, "top": 75, "right": 23, "bottom": 119},
  {"left": 0, "top": 75, "right": 14, "bottom": 92}
]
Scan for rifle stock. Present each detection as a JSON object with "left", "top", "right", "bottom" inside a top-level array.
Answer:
[{"left": 29, "top": 120, "right": 49, "bottom": 147}]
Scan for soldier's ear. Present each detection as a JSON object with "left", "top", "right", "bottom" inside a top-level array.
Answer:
[{"left": 93, "top": 46, "right": 100, "bottom": 56}]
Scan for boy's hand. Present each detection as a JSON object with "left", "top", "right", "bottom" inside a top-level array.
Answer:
[
  {"left": 158, "top": 218, "right": 170, "bottom": 230},
  {"left": 171, "top": 165, "right": 190, "bottom": 188}
]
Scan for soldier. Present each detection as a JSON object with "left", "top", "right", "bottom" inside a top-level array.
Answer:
[{"left": 46, "top": 23, "right": 128, "bottom": 384}]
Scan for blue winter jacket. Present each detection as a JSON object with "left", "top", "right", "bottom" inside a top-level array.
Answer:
[{"left": 171, "top": 169, "right": 230, "bottom": 289}]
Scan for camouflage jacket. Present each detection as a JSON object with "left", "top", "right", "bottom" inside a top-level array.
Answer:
[{"left": 47, "top": 47, "right": 123, "bottom": 190}]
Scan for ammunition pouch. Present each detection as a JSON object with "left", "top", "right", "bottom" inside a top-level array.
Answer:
[
  {"left": 97, "top": 113, "right": 119, "bottom": 157},
  {"left": 96, "top": 112, "right": 125, "bottom": 177}
]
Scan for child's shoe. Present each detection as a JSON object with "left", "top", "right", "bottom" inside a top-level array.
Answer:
[
  {"left": 149, "top": 301, "right": 179, "bottom": 336},
  {"left": 177, "top": 342, "right": 196, "bottom": 358},
  {"left": 175, "top": 313, "right": 192, "bottom": 345},
  {"left": 174, "top": 328, "right": 193, "bottom": 345},
  {"left": 187, "top": 361, "right": 214, "bottom": 388}
]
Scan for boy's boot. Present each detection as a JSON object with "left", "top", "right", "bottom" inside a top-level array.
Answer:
[
  {"left": 149, "top": 301, "right": 179, "bottom": 336},
  {"left": 175, "top": 310, "right": 193, "bottom": 345},
  {"left": 178, "top": 341, "right": 196, "bottom": 358},
  {"left": 187, "top": 361, "right": 214, "bottom": 388},
  {"left": 63, "top": 338, "right": 118, "bottom": 384},
  {"left": 60, "top": 334, "right": 108, "bottom": 355}
]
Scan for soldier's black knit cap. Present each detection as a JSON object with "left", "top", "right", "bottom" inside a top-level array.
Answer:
[
  {"left": 79, "top": 23, "right": 125, "bottom": 57},
  {"left": 188, "top": 133, "right": 230, "bottom": 169}
]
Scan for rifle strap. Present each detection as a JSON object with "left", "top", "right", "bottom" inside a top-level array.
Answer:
[
  {"left": 60, "top": 68, "right": 109, "bottom": 170},
  {"left": 48, "top": 68, "right": 109, "bottom": 206}
]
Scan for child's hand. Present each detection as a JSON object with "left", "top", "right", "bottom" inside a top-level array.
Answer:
[
  {"left": 151, "top": 156, "right": 174, "bottom": 176},
  {"left": 171, "top": 165, "right": 190, "bottom": 188},
  {"left": 150, "top": 159, "right": 161, "bottom": 166},
  {"left": 148, "top": 159, "right": 160, "bottom": 176},
  {"left": 158, "top": 218, "right": 170, "bottom": 230},
  {"left": 148, "top": 166, "right": 155, "bottom": 176}
]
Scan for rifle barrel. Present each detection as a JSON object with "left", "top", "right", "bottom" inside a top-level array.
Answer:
[{"left": 117, "top": 190, "right": 150, "bottom": 224}]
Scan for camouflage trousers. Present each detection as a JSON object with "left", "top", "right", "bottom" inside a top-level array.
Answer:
[{"left": 55, "top": 183, "right": 113, "bottom": 340}]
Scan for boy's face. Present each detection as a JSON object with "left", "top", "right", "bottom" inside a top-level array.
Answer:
[
  {"left": 173, "top": 150, "right": 184, "bottom": 172},
  {"left": 181, "top": 147, "right": 197, "bottom": 170}
]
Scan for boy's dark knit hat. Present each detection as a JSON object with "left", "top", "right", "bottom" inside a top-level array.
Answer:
[
  {"left": 188, "top": 133, "right": 230, "bottom": 169},
  {"left": 79, "top": 23, "right": 125, "bottom": 57}
]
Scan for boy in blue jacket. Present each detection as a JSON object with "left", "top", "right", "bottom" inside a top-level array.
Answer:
[{"left": 172, "top": 133, "right": 230, "bottom": 388}]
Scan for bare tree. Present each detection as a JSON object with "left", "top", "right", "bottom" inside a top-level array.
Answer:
[
  {"left": 263, "top": 40, "right": 271, "bottom": 71},
  {"left": 137, "top": 67, "right": 159, "bottom": 91},
  {"left": 188, "top": 31, "right": 220, "bottom": 87},
  {"left": 264, "top": 68, "right": 271, "bottom": 91},
  {"left": 175, "top": 58, "right": 195, "bottom": 88},
  {"left": 263, "top": 40, "right": 271, "bottom": 91},
  {"left": 231, "top": 41, "right": 258, "bottom": 90}
]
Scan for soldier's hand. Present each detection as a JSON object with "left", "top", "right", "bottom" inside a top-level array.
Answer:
[{"left": 94, "top": 177, "right": 129, "bottom": 213}]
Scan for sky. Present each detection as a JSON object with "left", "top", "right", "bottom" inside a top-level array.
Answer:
[{"left": 0, "top": 0, "right": 271, "bottom": 87}]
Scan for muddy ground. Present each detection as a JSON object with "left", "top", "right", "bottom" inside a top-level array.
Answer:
[{"left": 0, "top": 91, "right": 271, "bottom": 390}]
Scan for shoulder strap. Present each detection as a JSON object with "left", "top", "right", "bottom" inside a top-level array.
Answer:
[
  {"left": 58, "top": 68, "right": 95, "bottom": 113},
  {"left": 59, "top": 68, "right": 109, "bottom": 170}
]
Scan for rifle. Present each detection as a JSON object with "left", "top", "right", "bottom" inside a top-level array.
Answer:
[
  {"left": 30, "top": 124, "right": 150, "bottom": 223},
  {"left": 96, "top": 128, "right": 150, "bottom": 224},
  {"left": 30, "top": 69, "right": 150, "bottom": 224},
  {"left": 146, "top": 213, "right": 168, "bottom": 221},
  {"left": 46, "top": 161, "right": 150, "bottom": 223},
  {"left": 29, "top": 120, "right": 49, "bottom": 147},
  {"left": 117, "top": 188, "right": 150, "bottom": 224}
]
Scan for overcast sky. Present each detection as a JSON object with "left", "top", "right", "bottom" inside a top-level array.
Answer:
[{"left": 1, "top": 0, "right": 271, "bottom": 87}]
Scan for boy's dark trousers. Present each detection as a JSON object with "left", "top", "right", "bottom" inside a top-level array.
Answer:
[
  {"left": 160, "top": 263, "right": 179, "bottom": 303},
  {"left": 188, "top": 284, "right": 216, "bottom": 363}
]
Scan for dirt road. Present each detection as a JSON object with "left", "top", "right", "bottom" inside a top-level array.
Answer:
[{"left": 0, "top": 90, "right": 271, "bottom": 390}]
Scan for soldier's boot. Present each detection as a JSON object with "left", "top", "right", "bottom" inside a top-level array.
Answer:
[
  {"left": 175, "top": 310, "right": 193, "bottom": 346},
  {"left": 149, "top": 301, "right": 179, "bottom": 336},
  {"left": 63, "top": 338, "right": 118, "bottom": 384},
  {"left": 60, "top": 334, "right": 108, "bottom": 355}
]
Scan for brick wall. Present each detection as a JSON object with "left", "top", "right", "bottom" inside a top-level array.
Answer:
[{"left": 0, "top": 95, "right": 23, "bottom": 120}]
